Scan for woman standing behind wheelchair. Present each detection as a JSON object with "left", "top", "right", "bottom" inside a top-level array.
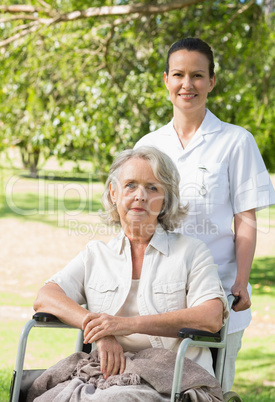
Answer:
[
  {"left": 135, "top": 37, "right": 275, "bottom": 392},
  {"left": 33, "top": 146, "right": 228, "bottom": 401}
]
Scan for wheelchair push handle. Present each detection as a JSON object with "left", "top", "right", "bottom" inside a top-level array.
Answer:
[{"left": 232, "top": 295, "right": 240, "bottom": 306}]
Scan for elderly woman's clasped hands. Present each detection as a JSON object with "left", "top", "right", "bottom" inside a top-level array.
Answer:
[
  {"left": 82, "top": 312, "right": 130, "bottom": 378},
  {"left": 83, "top": 312, "right": 131, "bottom": 344}
]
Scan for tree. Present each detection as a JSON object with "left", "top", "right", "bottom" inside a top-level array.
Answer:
[
  {"left": 0, "top": 0, "right": 274, "bottom": 176},
  {"left": 0, "top": 0, "right": 207, "bottom": 176},
  {"left": 0, "top": 0, "right": 206, "bottom": 49}
]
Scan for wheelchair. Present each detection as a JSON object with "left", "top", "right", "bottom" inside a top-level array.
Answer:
[{"left": 10, "top": 294, "right": 242, "bottom": 402}]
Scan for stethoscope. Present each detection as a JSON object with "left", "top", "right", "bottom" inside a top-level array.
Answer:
[{"left": 198, "top": 166, "right": 207, "bottom": 196}]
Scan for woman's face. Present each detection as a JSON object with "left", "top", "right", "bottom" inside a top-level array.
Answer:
[
  {"left": 164, "top": 49, "right": 216, "bottom": 115},
  {"left": 110, "top": 158, "right": 165, "bottom": 233}
]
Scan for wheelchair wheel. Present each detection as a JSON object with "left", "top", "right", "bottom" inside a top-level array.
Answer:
[{"left": 223, "top": 391, "right": 242, "bottom": 401}]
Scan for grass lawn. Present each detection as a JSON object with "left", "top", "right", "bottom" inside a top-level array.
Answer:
[
  {"left": 0, "top": 324, "right": 79, "bottom": 401},
  {"left": 0, "top": 169, "right": 103, "bottom": 228},
  {"left": 233, "top": 256, "right": 275, "bottom": 401},
  {"left": 234, "top": 335, "right": 275, "bottom": 401}
]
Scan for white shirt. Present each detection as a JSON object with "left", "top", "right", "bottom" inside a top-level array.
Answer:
[
  {"left": 47, "top": 225, "right": 228, "bottom": 375},
  {"left": 135, "top": 109, "right": 275, "bottom": 333},
  {"left": 115, "top": 279, "right": 152, "bottom": 352}
]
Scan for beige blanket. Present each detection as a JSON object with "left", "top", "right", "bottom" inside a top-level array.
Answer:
[{"left": 27, "top": 348, "right": 223, "bottom": 402}]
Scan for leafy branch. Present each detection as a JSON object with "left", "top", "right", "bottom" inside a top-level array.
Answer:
[{"left": 0, "top": 0, "right": 206, "bottom": 48}]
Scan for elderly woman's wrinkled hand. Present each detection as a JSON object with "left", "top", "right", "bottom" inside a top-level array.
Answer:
[
  {"left": 96, "top": 336, "right": 126, "bottom": 379},
  {"left": 82, "top": 312, "right": 132, "bottom": 344},
  {"left": 82, "top": 313, "right": 128, "bottom": 379}
]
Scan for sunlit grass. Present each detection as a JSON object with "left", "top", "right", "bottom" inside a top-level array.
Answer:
[
  {"left": 0, "top": 169, "right": 104, "bottom": 227},
  {"left": 232, "top": 256, "right": 275, "bottom": 401},
  {"left": 0, "top": 292, "right": 35, "bottom": 308},
  {"left": 234, "top": 336, "right": 275, "bottom": 401},
  {"left": 1, "top": 322, "right": 79, "bottom": 402}
]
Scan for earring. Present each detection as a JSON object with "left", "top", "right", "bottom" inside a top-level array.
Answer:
[{"left": 113, "top": 201, "right": 116, "bottom": 207}]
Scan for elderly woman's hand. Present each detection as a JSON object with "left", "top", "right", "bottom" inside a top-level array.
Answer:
[
  {"left": 96, "top": 336, "right": 126, "bottom": 379},
  {"left": 82, "top": 312, "right": 132, "bottom": 344},
  {"left": 82, "top": 313, "right": 128, "bottom": 378}
]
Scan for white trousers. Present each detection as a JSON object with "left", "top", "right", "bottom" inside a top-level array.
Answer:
[{"left": 222, "top": 330, "right": 244, "bottom": 393}]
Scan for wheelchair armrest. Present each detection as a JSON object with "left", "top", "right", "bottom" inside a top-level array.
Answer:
[
  {"left": 178, "top": 328, "right": 221, "bottom": 343},
  {"left": 33, "top": 312, "right": 62, "bottom": 323}
]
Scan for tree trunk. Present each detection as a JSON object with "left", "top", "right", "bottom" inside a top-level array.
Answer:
[{"left": 20, "top": 145, "right": 40, "bottom": 178}]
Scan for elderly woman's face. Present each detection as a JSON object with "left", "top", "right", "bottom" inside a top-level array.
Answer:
[{"left": 110, "top": 158, "right": 165, "bottom": 232}]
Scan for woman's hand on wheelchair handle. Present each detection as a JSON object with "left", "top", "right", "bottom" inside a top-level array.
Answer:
[{"left": 231, "top": 282, "right": 251, "bottom": 312}]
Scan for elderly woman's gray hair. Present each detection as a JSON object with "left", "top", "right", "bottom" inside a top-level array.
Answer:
[{"left": 102, "top": 146, "right": 188, "bottom": 231}]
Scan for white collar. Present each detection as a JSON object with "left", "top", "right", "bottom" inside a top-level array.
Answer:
[
  {"left": 165, "top": 109, "right": 222, "bottom": 138},
  {"left": 113, "top": 224, "right": 169, "bottom": 256}
]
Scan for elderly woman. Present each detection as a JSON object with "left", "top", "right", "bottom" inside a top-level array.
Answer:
[{"left": 32, "top": 146, "right": 228, "bottom": 401}]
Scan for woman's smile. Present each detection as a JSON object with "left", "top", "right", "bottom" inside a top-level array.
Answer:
[
  {"left": 164, "top": 49, "right": 215, "bottom": 116},
  {"left": 178, "top": 92, "right": 197, "bottom": 100}
]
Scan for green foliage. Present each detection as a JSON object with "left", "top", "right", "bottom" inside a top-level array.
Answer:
[{"left": 0, "top": 1, "right": 274, "bottom": 175}]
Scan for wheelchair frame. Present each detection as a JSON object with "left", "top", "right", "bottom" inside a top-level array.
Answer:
[{"left": 10, "top": 295, "right": 242, "bottom": 402}]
